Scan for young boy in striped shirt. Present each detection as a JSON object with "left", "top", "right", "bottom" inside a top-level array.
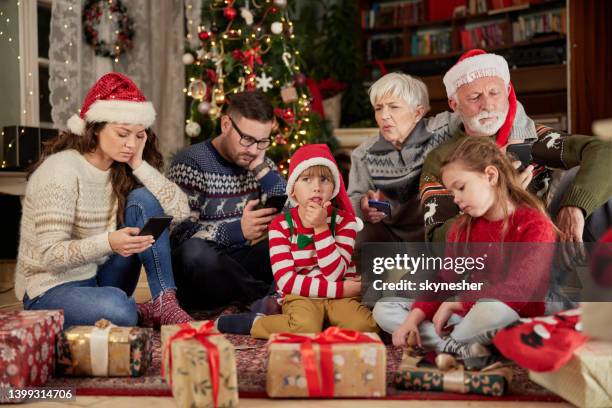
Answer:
[{"left": 217, "top": 144, "right": 378, "bottom": 338}]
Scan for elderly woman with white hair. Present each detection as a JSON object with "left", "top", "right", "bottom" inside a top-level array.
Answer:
[{"left": 347, "top": 72, "right": 535, "bottom": 247}]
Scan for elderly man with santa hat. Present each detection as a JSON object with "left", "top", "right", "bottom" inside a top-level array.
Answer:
[{"left": 420, "top": 49, "right": 612, "bottom": 249}]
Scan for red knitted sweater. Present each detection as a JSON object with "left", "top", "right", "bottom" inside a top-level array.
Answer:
[{"left": 413, "top": 205, "right": 557, "bottom": 320}]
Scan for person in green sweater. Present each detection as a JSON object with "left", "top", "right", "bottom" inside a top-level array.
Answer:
[{"left": 420, "top": 49, "right": 612, "bottom": 253}]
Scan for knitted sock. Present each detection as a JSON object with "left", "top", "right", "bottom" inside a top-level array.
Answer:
[
  {"left": 217, "top": 313, "right": 260, "bottom": 335},
  {"left": 137, "top": 300, "right": 157, "bottom": 328},
  {"left": 137, "top": 289, "right": 193, "bottom": 328},
  {"left": 250, "top": 294, "right": 282, "bottom": 315},
  {"left": 158, "top": 289, "right": 194, "bottom": 326}
]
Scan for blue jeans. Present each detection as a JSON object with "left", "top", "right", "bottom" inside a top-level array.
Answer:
[{"left": 23, "top": 187, "right": 177, "bottom": 328}]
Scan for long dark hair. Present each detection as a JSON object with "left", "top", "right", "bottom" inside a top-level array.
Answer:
[
  {"left": 29, "top": 122, "right": 164, "bottom": 225},
  {"left": 441, "top": 137, "right": 553, "bottom": 242}
]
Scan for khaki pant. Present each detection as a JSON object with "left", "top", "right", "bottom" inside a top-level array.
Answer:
[{"left": 250, "top": 294, "right": 379, "bottom": 339}]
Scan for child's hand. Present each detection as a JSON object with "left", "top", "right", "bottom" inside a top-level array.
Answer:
[
  {"left": 343, "top": 279, "right": 362, "bottom": 298},
  {"left": 303, "top": 201, "right": 331, "bottom": 230},
  {"left": 393, "top": 323, "right": 421, "bottom": 348},
  {"left": 432, "top": 301, "right": 463, "bottom": 337}
]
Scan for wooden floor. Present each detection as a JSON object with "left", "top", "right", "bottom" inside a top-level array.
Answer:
[{"left": 1, "top": 261, "right": 572, "bottom": 407}]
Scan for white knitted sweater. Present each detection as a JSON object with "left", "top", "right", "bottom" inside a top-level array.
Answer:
[{"left": 14, "top": 150, "right": 190, "bottom": 300}]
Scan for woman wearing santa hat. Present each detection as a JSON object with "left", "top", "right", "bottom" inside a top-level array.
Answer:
[{"left": 14, "top": 72, "right": 193, "bottom": 328}]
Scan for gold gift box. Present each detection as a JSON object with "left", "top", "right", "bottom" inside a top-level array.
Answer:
[
  {"left": 529, "top": 341, "right": 612, "bottom": 408},
  {"left": 266, "top": 332, "right": 386, "bottom": 398},
  {"left": 161, "top": 321, "right": 239, "bottom": 408},
  {"left": 56, "top": 319, "right": 152, "bottom": 377}
]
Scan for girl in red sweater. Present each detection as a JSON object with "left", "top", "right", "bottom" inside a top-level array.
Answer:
[{"left": 393, "top": 137, "right": 556, "bottom": 359}]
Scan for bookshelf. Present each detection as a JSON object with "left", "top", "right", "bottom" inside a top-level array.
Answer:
[{"left": 359, "top": 0, "right": 568, "bottom": 128}]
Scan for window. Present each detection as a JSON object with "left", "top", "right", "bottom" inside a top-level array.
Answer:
[{"left": 18, "top": 0, "right": 53, "bottom": 128}]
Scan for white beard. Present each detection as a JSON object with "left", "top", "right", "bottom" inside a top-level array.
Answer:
[{"left": 463, "top": 106, "right": 509, "bottom": 136}]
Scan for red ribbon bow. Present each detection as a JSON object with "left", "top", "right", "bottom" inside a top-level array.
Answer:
[
  {"left": 162, "top": 321, "right": 222, "bottom": 407},
  {"left": 272, "top": 327, "right": 380, "bottom": 397},
  {"left": 233, "top": 46, "right": 263, "bottom": 70}
]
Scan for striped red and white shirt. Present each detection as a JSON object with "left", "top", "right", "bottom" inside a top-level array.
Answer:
[{"left": 268, "top": 206, "right": 358, "bottom": 299}]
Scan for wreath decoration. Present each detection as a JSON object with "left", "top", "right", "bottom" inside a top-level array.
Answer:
[{"left": 83, "top": 0, "right": 135, "bottom": 60}]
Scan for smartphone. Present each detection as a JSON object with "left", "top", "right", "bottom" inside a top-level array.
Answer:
[
  {"left": 138, "top": 216, "right": 173, "bottom": 240},
  {"left": 506, "top": 142, "right": 532, "bottom": 171},
  {"left": 368, "top": 199, "right": 391, "bottom": 215},
  {"left": 262, "top": 194, "right": 288, "bottom": 212}
]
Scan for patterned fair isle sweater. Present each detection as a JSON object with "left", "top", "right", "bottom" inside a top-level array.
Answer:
[
  {"left": 269, "top": 207, "right": 358, "bottom": 299},
  {"left": 15, "top": 149, "right": 190, "bottom": 301},
  {"left": 167, "top": 140, "right": 287, "bottom": 248}
]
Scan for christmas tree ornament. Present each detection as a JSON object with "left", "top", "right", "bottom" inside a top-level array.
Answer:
[
  {"left": 246, "top": 73, "right": 257, "bottom": 90},
  {"left": 197, "top": 101, "right": 211, "bottom": 114},
  {"left": 281, "top": 83, "right": 298, "bottom": 103},
  {"left": 182, "top": 53, "right": 195, "bottom": 65},
  {"left": 209, "top": 106, "right": 220, "bottom": 118},
  {"left": 275, "top": 134, "right": 287, "bottom": 145},
  {"left": 214, "top": 89, "right": 226, "bottom": 105},
  {"left": 185, "top": 120, "right": 201, "bottom": 138},
  {"left": 256, "top": 72, "right": 274, "bottom": 92},
  {"left": 223, "top": 6, "right": 237, "bottom": 21},
  {"left": 210, "top": 23, "right": 220, "bottom": 33},
  {"left": 198, "top": 30, "right": 210, "bottom": 41},
  {"left": 273, "top": 0, "right": 287, "bottom": 7},
  {"left": 196, "top": 48, "right": 207, "bottom": 60},
  {"left": 240, "top": 7, "right": 254, "bottom": 25},
  {"left": 293, "top": 72, "right": 306, "bottom": 87},
  {"left": 270, "top": 21, "right": 283, "bottom": 35},
  {"left": 188, "top": 79, "right": 207, "bottom": 100}
]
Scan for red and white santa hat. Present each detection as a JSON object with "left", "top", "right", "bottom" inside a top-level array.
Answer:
[
  {"left": 67, "top": 72, "right": 156, "bottom": 135},
  {"left": 286, "top": 144, "right": 363, "bottom": 230},
  {"left": 443, "top": 49, "right": 516, "bottom": 147}
]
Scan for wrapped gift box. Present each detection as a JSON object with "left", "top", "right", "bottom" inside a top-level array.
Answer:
[
  {"left": 161, "top": 321, "right": 238, "bottom": 408},
  {"left": 0, "top": 310, "right": 64, "bottom": 402},
  {"left": 394, "top": 351, "right": 512, "bottom": 396},
  {"left": 529, "top": 341, "right": 612, "bottom": 408},
  {"left": 581, "top": 303, "right": 612, "bottom": 341},
  {"left": 56, "top": 319, "right": 152, "bottom": 377},
  {"left": 266, "top": 328, "right": 386, "bottom": 398}
]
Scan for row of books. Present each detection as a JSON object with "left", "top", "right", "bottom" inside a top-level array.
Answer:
[
  {"left": 459, "top": 21, "right": 511, "bottom": 50},
  {"left": 512, "top": 8, "right": 566, "bottom": 42},
  {"left": 361, "top": 0, "right": 425, "bottom": 29},
  {"left": 411, "top": 29, "right": 453, "bottom": 56}
]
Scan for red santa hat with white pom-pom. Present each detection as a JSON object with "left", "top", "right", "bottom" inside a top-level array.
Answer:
[{"left": 67, "top": 72, "right": 156, "bottom": 135}]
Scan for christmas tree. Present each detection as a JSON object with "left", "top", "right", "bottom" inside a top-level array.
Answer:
[{"left": 182, "top": 0, "right": 337, "bottom": 176}]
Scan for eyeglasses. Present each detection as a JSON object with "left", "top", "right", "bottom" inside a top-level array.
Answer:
[{"left": 229, "top": 117, "right": 271, "bottom": 150}]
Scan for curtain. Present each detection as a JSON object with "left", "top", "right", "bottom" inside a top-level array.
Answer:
[{"left": 49, "top": 0, "right": 186, "bottom": 161}]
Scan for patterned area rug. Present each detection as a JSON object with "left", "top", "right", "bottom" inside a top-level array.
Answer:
[{"left": 46, "top": 309, "right": 563, "bottom": 402}]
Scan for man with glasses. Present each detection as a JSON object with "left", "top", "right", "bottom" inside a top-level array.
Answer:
[{"left": 168, "top": 91, "right": 286, "bottom": 310}]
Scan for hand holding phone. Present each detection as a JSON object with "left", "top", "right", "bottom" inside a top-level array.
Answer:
[
  {"left": 506, "top": 142, "right": 532, "bottom": 171},
  {"left": 138, "top": 216, "right": 173, "bottom": 240},
  {"left": 262, "top": 194, "right": 288, "bottom": 213},
  {"left": 368, "top": 199, "right": 392, "bottom": 216}
]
